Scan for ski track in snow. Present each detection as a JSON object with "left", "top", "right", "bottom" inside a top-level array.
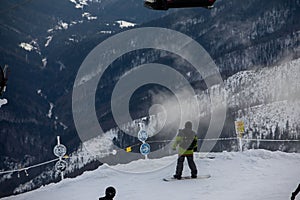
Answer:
[{"left": 3, "top": 150, "right": 300, "bottom": 200}]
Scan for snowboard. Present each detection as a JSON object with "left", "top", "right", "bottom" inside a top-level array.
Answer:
[
  {"left": 163, "top": 174, "right": 211, "bottom": 182},
  {"left": 198, "top": 156, "right": 215, "bottom": 159}
]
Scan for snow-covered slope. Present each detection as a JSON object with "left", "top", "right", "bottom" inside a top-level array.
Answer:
[
  {"left": 196, "top": 58, "right": 300, "bottom": 142},
  {"left": 225, "top": 58, "right": 300, "bottom": 144},
  {"left": 3, "top": 150, "right": 300, "bottom": 200}
]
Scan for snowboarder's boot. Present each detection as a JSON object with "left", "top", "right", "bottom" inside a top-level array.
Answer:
[{"left": 173, "top": 174, "right": 182, "bottom": 180}]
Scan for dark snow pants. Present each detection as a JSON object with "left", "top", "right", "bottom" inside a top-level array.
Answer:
[{"left": 175, "top": 155, "right": 197, "bottom": 177}]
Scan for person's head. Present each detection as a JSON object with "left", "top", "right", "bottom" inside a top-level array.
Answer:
[
  {"left": 184, "top": 121, "right": 192, "bottom": 129},
  {"left": 105, "top": 186, "right": 116, "bottom": 198}
]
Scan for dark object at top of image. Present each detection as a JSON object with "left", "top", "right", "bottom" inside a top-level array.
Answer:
[{"left": 144, "top": 0, "right": 216, "bottom": 10}]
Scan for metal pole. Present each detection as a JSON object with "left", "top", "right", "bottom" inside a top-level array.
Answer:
[
  {"left": 57, "top": 136, "right": 60, "bottom": 145},
  {"left": 56, "top": 136, "right": 64, "bottom": 180},
  {"left": 60, "top": 169, "right": 64, "bottom": 180},
  {"left": 238, "top": 136, "right": 243, "bottom": 152}
]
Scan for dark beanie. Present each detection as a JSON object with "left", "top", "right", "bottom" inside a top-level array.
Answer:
[
  {"left": 185, "top": 121, "right": 192, "bottom": 129},
  {"left": 105, "top": 186, "right": 116, "bottom": 198}
]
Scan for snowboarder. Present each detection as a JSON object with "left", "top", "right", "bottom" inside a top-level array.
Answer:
[
  {"left": 99, "top": 186, "right": 116, "bottom": 200},
  {"left": 291, "top": 184, "right": 300, "bottom": 200},
  {"left": 172, "top": 121, "right": 198, "bottom": 179}
]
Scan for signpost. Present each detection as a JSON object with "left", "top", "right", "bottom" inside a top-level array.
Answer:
[
  {"left": 140, "top": 143, "right": 151, "bottom": 156},
  {"left": 53, "top": 136, "right": 67, "bottom": 180},
  {"left": 53, "top": 144, "right": 67, "bottom": 158},
  {"left": 138, "top": 123, "right": 150, "bottom": 159},
  {"left": 235, "top": 120, "right": 245, "bottom": 152},
  {"left": 138, "top": 130, "right": 148, "bottom": 142},
  {"left": 55, "top": 160, "right": 67, "bottom": 172},
  {"left": 235, "top": 121, "right": 245, "bottom": 137}
]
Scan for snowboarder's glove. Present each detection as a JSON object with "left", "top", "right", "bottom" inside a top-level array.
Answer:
[{"left": 193, "top": 147, "right": 198, "bottom": 152}]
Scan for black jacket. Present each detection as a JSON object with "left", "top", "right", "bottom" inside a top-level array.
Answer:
[
  {"left": 99, "top": 197, "right": 113, "bottom": 200},
  {"left": 292, "top": 184, "right": 300, "bottom": 200},
  {"left": 293, "top": 184, "right": 300, "bottom": 195}
]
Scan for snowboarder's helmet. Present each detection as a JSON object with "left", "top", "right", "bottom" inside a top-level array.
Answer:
[
  {"left": 106, "top": 186, "right": 116, "bottom": 198},
  {"left": 185, "top": 121, "right": 192, "bottom": 129}
]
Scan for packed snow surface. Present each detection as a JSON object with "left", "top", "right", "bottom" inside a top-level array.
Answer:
[{"left": 3, "top": 150, "right": 300, "bottom": 200}]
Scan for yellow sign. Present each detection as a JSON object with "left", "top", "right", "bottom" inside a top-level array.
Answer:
[
  {"left": 126, "top": 146, "right": 132, "bottom": 152},
  {"left": 235, "top": 121, "right": 245, "bottom": 136}
]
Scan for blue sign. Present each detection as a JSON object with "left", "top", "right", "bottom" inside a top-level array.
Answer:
[
  {"left": 138, "top": 130, "right": 148, "bottom": 142},
  {"left": 55, "top": 160, "right": 67, "bottom": 172},
  {"left": 140, "top": 143, "right": 150, "bottom": 155},
  {"left": 53, "top": 144, "right": 67, "bottom": 158}
]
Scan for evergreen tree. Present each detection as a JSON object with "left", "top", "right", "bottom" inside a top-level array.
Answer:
[
  {"left": 274, "top": 123, "right": 280, "bottom": 140},
  {"left": 283, "top": 120, "right": 290, "bottom": 140}
]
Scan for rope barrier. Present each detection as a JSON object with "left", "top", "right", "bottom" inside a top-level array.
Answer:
[
  {"left": 241, "top": 138, "right": 300, "bottom": 142},
  {"left": 0, "top": 158, "right": 59, "bottom": 175},
  {"left": 147, "top": 137, "right": 300, "bottom": 143},
  {"left": 146, "top": 137, "right": 239, "bottom": 144},
  {"left": 124, "top": 137, "right": 300, "bottom": 153}
]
